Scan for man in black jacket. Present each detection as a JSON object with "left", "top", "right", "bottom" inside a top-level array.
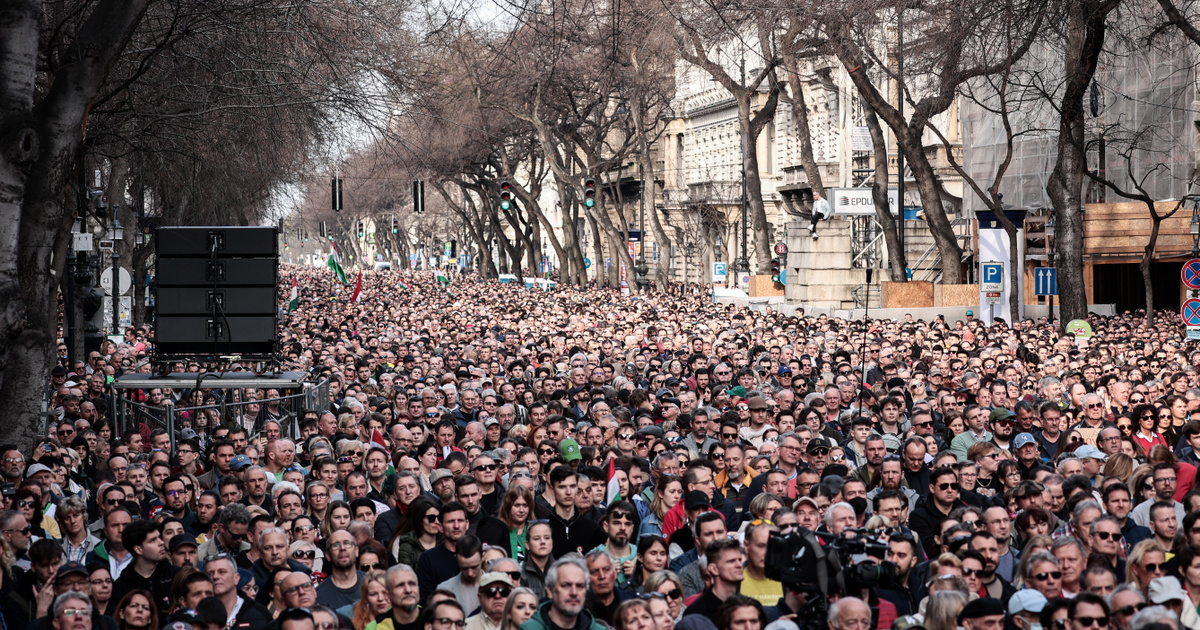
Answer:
[
  {"left": 545, "top": 466, "right": 603, "bottom": 558},
  {"left": 109, "top": 519, "right": 178, "bottom": 619},
  {"left": 455, "top": 476, "right": 507, "bottom": 548},
  {"left": 205, "top": 553, "right": 271, "bottom": 630},
  {"left": 909, "top": 466, "right": 967, "bottom": 558}
]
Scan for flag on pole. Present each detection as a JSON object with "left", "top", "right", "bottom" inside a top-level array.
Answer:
[
  {"left": 350, "top": 271, "right": 363, "bottom": 303},
  {"left": 327, "top": 244, "right": 347, "bottom": 284},
  {"left": 606, "top": 458, "right": 622, "bottom": 505},
  {"left": 436, "top": 271, "right": 450, "bottom": 285},
  {"left": 287, "top": 278, "right": 299, "bottom": 312},
  {"left": 397, "top": 279, "right": 410, "bottom": 291}
]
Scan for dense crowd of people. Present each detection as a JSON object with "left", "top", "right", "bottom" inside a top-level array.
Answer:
[{"left": 18, "top": 266, "right": 1200, "bottom": 630}]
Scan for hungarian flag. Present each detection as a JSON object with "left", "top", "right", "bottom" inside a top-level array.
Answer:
[
  {"left": 371, "top": 428, "right": 387, "bottom": 449},
  {"left": 327, "top": 244, "right": 347, "bottom": 284},
  {"left": 606, "top": 458, "right": 622, "bottom": 505},
  {"left": 350, "top": 271, "right": 363, "bottom": 303},
  {"left": 397, "top": 279, "right": 410, "bottom": 290},
  {"left": 436, "top": 271, "right": 450, "bottom": 284},
  {"left": 287, "top": 278, "right": 299, "bottom": 312}
]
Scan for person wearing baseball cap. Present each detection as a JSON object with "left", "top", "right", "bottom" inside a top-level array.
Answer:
[
  {"left": 1012, "top": 433, "right": 1042, "bottom": 477},
  {"left": 1009, "top": 589, "right": 1048, "bottom": 630},
  {"left": 741, "top": 397, "right": 772, "bottom": 447},
  {"left": 465, "top": 572, "right": 514, "bottom": 630}
]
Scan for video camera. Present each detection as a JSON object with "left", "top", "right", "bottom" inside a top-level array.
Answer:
[{"left": 765, "top": 527, "right": 899, "bottom": 630}]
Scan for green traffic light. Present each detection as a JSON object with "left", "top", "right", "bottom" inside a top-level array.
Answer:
[
  {"left": 501, "top": 200, "right": 512, "bottom": 210},
  {"left": 585, "top": 199, "right": 595, "bottom": 208}
]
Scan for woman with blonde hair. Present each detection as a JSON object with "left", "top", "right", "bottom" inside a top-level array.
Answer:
[
  {"left": 500, "top": 587, "right": 540, "bottom": 630},
  {"left": 1102, "top": 453, "right": 1135, "bottom": 483},
  {"left": 643, "top": 570, "right": 685, "bottom": 622},
  {"left": 613, "top": 599, "right": 655, "bottom": 630},
  {"left": 1129, "top": 464, "right": 1157, "bottom": 505},
  {"left": 1127, "top": 539, "right": 1168, "bottom": 595},
  {"left": 1012, "top": 534, "right": 1054, "bottom": 588},
  {"left": 346, "top": 571, "right": 389, "bottom": 630},
  {"left": 924, "top": 590, "right": 968, "bottom": 630}
]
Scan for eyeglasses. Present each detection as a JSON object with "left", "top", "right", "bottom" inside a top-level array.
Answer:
[
  {"left": 292, "top": 550, "right": 316, "bottom": 559},
  {"left": 284, "top": 582, "right": 315, "bottom": 595},
  {"left": 60, "top": 609, "right": 89, "bottom": 618},
  {"left": 16, "top": 499, "right": 35, "bottom": 509},
  {"left": 90, "top": 577, "right": 113, "bottom": 586},
  {"left": 434, "top": 619, "right": 466, "bottom": 629},
  {"left": 424, "top": 514, "right": 440, "bottom": 523},
  {"left": 203, "top": 552, "right": 232, "bottom": 563},
  {"left": 1114, "top": 604, "right": 1150, "bottom": 617},
  {"left": 538, "top": 448, "right": 556, "bottom": 455},
  {"left": 1142, "top": 562, "right": 1165, "bottom": 573},
  {"left": 618, "top": 434, "right": 635, "bottom": 440},
  {"left": 937, "top": 482, "right": 957, "bottom": 491},
  {"left": 5, "top": 525, "right": 31, "bottom": 535},
  {"left": 359, "top": 563, "right": 381, "bottom": 571},
  {"left": 1092, "top": 531, "right": 1121, "bottom": 541},
  {"left": 472, "top": 464, "right": 497, "bottom": 472},
  {"left": 1075, "top": 618, "right": 1108, "bottom": 628},
  {"left": 1033, "top": 571, "right": 1062, "bottom": 581},
  {"left": 721, "top": 432, "right": 738, "bottom": 439},
  {"left": 481, "top": 586, "right": 512, "bottom": 599}
]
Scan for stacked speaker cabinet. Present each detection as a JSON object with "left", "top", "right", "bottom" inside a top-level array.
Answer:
[{"left": 154, "top": 227, "right": 279, "bottom": 367}]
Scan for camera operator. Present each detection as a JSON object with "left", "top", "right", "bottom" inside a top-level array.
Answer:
[{"left": 683, "top": 538, "right": 744, "bottom": 618}]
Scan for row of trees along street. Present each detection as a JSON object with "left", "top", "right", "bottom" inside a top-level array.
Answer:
[{"left": 4, "top": 0, "right": 1200, "bottom": 444}]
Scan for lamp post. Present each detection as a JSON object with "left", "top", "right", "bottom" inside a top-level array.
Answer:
[
  {"left": 1046, "top": 213, "right": 1055, "bottom": 324},
  {"left": 109, "top": 217, "right": 124, "bottom": 336}
]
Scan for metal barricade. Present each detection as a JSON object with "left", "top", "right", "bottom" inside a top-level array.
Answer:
[{"left": 112, "top": 372, "right": 328, "bottom": 450}]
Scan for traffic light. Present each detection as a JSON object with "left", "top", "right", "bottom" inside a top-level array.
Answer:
[
  {"left": 319, "top": 221, "right": 327, "bottom": 239},
  {"left": 391, "top": 216, "right": 399, "bottom": 234},
  {"left": 771, "top": 258, "right": 781, "bottom": 283},
  {"left": 357, "top": 221, "right": 365, "bottom": 239},
  {"left": 413, "top": 180, "right": 425, "bottom": 214},
  {"left": 583, "top": 178, "right": 596, "bottom": 208},
  {"left": 499, "top": 181, "right": 514, "bottom": 211},
  {"left": 450, "top": 240, "right": 458, "bottom": 258},
  {"left": 332, "top": 177, "right": 343, "bottom": 212}
]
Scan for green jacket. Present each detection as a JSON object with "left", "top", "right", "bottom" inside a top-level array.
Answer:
[{"left": 520, "top": 601, "right": 605, "bottom": 630}]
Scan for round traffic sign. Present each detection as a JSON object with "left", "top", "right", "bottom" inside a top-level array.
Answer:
[
  {"left": 1183, "top": 259, "right": 1200, "bottom": 289},
  {"left": 584, "top": 258, "right": 592, "bottom": 269},
  {"left": 774, "top": 242, "right": 788, "bottom": 256},
  {"left": 100, "top": 267, "right": 132, "bottom": 297},
  {"left": 1066, "top": 319, "right": 1093, "bottom": 339},
  {"left": 1184, "top": 299, "right": 1200, "bottom": 327}
]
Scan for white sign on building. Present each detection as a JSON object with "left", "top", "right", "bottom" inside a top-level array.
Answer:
[{"left": 829, "top": 188, "right": 900, "bottom": 216}]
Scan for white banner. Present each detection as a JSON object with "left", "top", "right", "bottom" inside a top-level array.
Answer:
[{"left": 829, "top": 188, "right": 900, "bottom": 216}]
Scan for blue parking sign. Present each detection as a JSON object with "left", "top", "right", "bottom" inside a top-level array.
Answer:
[{"left": 981, "top": 262, "right": 1003, "bottom": 291}]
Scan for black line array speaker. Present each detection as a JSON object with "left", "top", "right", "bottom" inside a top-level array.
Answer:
[{"left": 154, "top": 226, "right": 279, "bottom": 359}]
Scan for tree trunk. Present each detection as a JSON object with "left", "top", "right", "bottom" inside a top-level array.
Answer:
[
  {"left": 737, "top": 96, "right": 775, "bottom": 275},
  {"left": 904, "top": 134, "right": 964, "bottom": 283},
  {"left": 781, "top": 55, "right": 826, "bottom": 202},
  {"left": 860, "top": 98, "right": 907, "bottom": 282},
  {"left": 1047, "top": 0, "right": 1117, "bottom": 325}
]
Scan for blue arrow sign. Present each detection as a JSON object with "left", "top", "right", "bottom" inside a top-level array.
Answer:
[
  {"left": 1184, "top": 299, "right": 1200, "bottom": 326},
  {"left": 1184, "top": 259, "right": 1200, "bottom": 289},
  {"left": 584, "top": 258, "right": 592, "bottom": 269},
  {"left": 1034, "top": 267, "right": 1058, "bottom": 296}
]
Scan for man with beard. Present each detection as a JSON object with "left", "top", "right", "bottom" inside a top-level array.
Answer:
[
  {"left": 315, "top": 529, "right": 363, "bottom": 609},
  {"left": 521, "top": 556, "right": 605, "bottom": 630},
  {"left": 910, "top": 466, "right": 967, "bottom": 558},
  {"left": 591, "top": 502, "right": 636, "bottom": 587},
  {"left": 866, "top": 456, "right": 918, "bottom": 511},
  {"left": 454, "top": 476, "right": 507, "bottom": 547},
  {"left": 988, "top": 408, "right": 1016, "bottom": 452},
  {"left": 969, "top": 531, "right": 1017, "bottom": 602}
]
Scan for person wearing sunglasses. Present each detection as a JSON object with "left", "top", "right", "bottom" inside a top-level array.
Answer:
[
  {"left": 465, "top": 571, "right": 516, "bottom": 630},
  {"left": 1066, "top": 593, "right": 1112, "bottom": 630},
  {"left": 910, "top": 466, "right": 967, "bottom": 558}
]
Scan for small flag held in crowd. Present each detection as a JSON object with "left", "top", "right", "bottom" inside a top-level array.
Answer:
[
  {"left": 287, "top": 278, "right": 299, "bottom": 312},
  {"left": 327, "top": 244, "right": 347, "bottom": 284},
  {"left": 606, "top": 458, "right": 622, "bottom": 504},
  {"left": 351, "top": 271, "right": 363, "bottom": 303}
]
